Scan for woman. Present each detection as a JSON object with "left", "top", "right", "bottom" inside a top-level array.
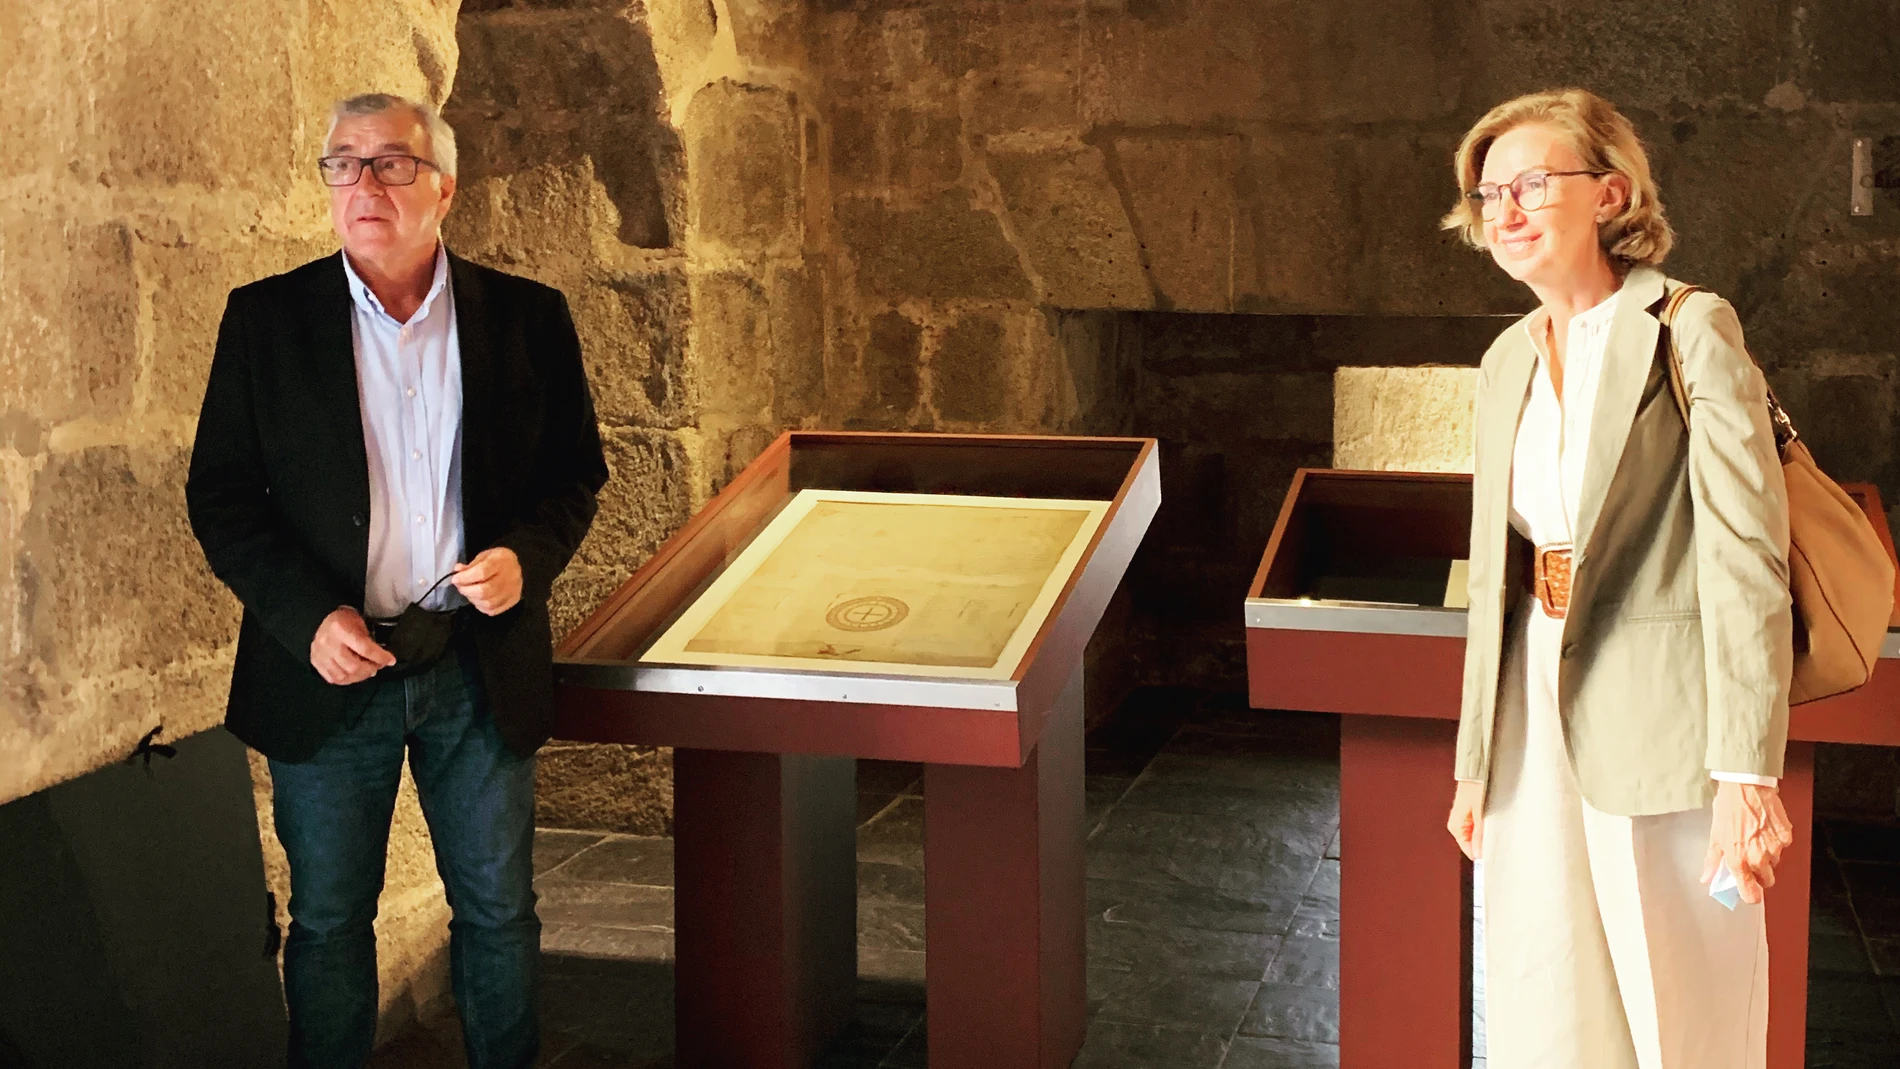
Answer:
[{"left": 1441, "top": 89, "right": 1797, "bottom": 1069}]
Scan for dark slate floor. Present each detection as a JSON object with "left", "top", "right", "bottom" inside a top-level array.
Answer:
[{"left": 371, "top": 688, "right": 1900, "bottom": 1069}]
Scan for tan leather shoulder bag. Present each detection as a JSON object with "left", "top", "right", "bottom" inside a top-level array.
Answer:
[{"left": 1660, "top": 283, "right": 1895, "bottom": 704}]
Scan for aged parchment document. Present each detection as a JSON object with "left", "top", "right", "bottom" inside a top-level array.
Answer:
[{"left": 640, "top": 490, "right": 1111, "bottom": 679}]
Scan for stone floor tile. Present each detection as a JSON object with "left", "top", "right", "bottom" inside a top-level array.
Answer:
[
  {"left": 544, "top": 1039, "right": 672, "bottom": 1068},
  {"left": 1238, "top": 981, "right": 1339, "bottom": 1043},
  {"left": 1304, "top": 859, "right": 1340, "bottom": 906},
  {"left": 858, "top": 860, "right": 924, "bottom": 903},
  {"left": 1262, "top": 936, "right": 1339, "bottom": 989},
  {"left": 1805, "top": 1028, "right": 1900, "bottom": 1068},
  {"left": 1139, "top": 751, "right": 1339, "bottom": 795},
  {"left": 1088, "top": 965, "right": 1140, "bottom": 1017},
  {"left": 1071, "top": 1020, "right": 1230, "bottom": 1069},
  {"left": 1812, "top": 930, "right": 1877, "bottom": 977},
  {"left": 534, "top": 829, "right": 608, "bottom": 877},
  {"left": 1285, "top": 900, "right": 1339, "bottom": 942},
  {"left": 540, "top": 923, "right": 673, "bottom": 962},
  {"left": 859, "top": 760, "right": 923, "bottom": 797},
  {"left": 857, "top": 792, "right": 903, "bottom": 825},
  {"left": 1839, "top": 861, "right": 1900, "bottom": 903},
  {"left": 1089, "top": 919, "right": 1282, "bottom": 980},
  {"left": 537, "top": 880, "right": 673, "bottom": 931},
  {"left": 817, "top": 1000, "right": 921, "bottom": 1067},
  {"left": 859, "top": 900, "right": 925, "bottom": 953},
  {"left": 856, "top": 797, "right": 924, "bottom": 867},
  {"left": 1086, "top": 808, "right": 1329, "bottom": 893},
  {"left": 857, "top": 949, "right": 927, "bottom": 993},
  {"left": 1089, "top": 876, "right": 1301, "bottom": 936},
  {"left": 1093, "top": 970, "right": 1258, "bottom": 1031},
  {"left": 877, "top": 1018, "right": 929, "bottom": 1069},
  {"left": 1181, "top": 700, "right": 1339, "bottom": 744},
  {"left": 1867, "top": 937, "right": 1900, "bottom": 978},
  {"left": 1813, "top": 888, "right": 1865, "bottom": 936},
  {"left": 1805, "top": 976, "right": 1896, "bottom": 1033},
  {"left": 552, "top": 836, "right": 674, "bottom": 887},
  {"left": 1826, "top": 821, "right": 1900, "bottom": 865},
  {"left": 1220, "top": 1034, "right": 1340, "bottom": 1068},
  {"left": 537, "top": 955, "right": 674, "bottom": 1047},
  {"left": 1116, "top": 777, "right": 1340, "bottom": 834}
]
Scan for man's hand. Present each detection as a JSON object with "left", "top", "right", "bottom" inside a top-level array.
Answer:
[
  {"left": 452, "top": 546, "right": 523, "bottom": 616},
  {"left": 1701, "top": 781, "right": 1796, "bottom": 906},
  {"left": 311, "top": 607, "right": 397, "bottom": 685},
  {"left": 1447, "top": 780, "right": 1486, "bottom": 861}
]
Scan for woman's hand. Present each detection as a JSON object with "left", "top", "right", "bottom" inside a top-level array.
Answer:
[
  {"left": 1447, "top": 780, "right": 1486, "bottom": 861},
  {"left": 1701, "top": 782, "right": 1796, "bottom": 906}
]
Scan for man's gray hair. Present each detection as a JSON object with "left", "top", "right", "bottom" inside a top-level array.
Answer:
[{"left": 326, "top": 93, "right": 459, "bottom": 178}]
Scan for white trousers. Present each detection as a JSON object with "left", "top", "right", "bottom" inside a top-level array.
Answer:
[{"left": 1482, "top": 606, "right": 1769, "bottom": 1069}]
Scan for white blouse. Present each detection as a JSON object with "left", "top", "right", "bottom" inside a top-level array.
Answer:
[{"left": 1501, "top": 281, "right": 1773, "bottom": 789}]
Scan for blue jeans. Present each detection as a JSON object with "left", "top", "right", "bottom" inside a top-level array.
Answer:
[{"left": 269, "top": 641, "right": 540, "bottom": 1069}]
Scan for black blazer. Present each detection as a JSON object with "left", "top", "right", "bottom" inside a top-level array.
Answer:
[{"left": 185, "top": 251, "right": 607, "bottom": 762}]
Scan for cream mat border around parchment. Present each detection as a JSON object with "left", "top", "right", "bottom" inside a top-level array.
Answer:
[{"left": 639, "top": 489, "right": 1112, "bottom": 680}]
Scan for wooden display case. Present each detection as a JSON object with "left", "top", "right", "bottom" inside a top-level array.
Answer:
[
  {"left": 1244, "top": 468, "right": 1900, "bottom": 1069},
  {"left": 554, "top": 431, "right": 1161, "bottom": 1069}
]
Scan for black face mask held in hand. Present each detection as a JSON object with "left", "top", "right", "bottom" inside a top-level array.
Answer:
[{"left": 378, "top": 571, "right": 461, "bottom": 674}]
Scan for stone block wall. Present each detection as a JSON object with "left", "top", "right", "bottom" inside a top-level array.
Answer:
[
  {"left": 1, "top": 0, "right": 471, "bottom": 1039},
  {"left": 445, "top": 0, "right": 835, "bottom": 832}
]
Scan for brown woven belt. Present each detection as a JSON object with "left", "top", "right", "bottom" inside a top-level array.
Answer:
[{"left": 1531, "top": 543, "right": 1574, "bottom": 619}]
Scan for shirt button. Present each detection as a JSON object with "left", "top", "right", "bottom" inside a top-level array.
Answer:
[
  {"left": 1561, "top": 643, "right": 1579, "bottom": 659},
  {"left": 415, "top": 514, "right": 425, "bottom": 524},
  {"left": 412, "top": 450, "right": 422, "bottom": 460},
  {"left": 406, "top": 388, "right": 416, "bottom": 398}
]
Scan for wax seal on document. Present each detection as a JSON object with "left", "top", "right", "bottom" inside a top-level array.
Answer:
[{"left": 826, "top": 596, "right": 909, "bottom": 632}]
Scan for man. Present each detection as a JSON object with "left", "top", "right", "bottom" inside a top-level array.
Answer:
[{"left": 186, "top": 94, "right": 607, "bottom": 1069}]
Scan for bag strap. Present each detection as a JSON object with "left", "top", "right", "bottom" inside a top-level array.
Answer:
[
  {"left": 1656, "top": 282, "right": 1706, "bottom": 426},
  {"left": 1657, "top": 282, "right": 1801, "bottom": 458}
]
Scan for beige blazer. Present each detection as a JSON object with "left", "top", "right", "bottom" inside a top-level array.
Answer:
[{"left": 1454, "top": 266, "right": 1794, "bottom": 817}]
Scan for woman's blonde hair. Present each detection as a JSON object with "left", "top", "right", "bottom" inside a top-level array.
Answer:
[{"left": 1441, "top": 88, "right": 1674, "bottom": 267}]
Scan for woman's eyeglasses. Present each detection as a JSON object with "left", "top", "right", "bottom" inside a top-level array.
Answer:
[{"left": 1467, "top": 169, "right": 1608, "bottom": 219}]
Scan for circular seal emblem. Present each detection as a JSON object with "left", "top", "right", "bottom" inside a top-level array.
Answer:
[{"left": 826, "top": 595, "right": 910, "bottom": 632}]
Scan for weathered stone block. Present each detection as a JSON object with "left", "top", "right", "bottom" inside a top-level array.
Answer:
[
  {"left": 536, "top": 742, "right": 674, "bottom": 834},
  {"left": 726, "top": 0, "right": 809, "bottom": 69},
  {"left": 1084, "top": 1, "right": 1467, "bottom": 127},
  {"left": 1332, "top": 366, "right": 1480, "bottom": 473},
  {"left": 958, "top": 6, "right": 1082, "bottom": 136},
  {"left": 932, "top": 312, "right": 1007, "bottom": 424},
  {"left": 1239, "top": 130, "right": 1521, "bottom": 315},
  {"left": 829, "top": 103, "right": 879, "bottom": 188},
  {"left": 1470, "top": 0, "right": 1782, "bottom": 112},
  {"left": 1113, "top": 135, "right": 1247, "bottom": 312},
  {"left": 572, "top": 428, "right": 694, "bottom": 573},
  {"left": 449, "top": 9, "right": 681, "bottom": 250},
  {"left": 685, "top": 80, "right": 802, "bottom": 252},
  {"left": 984, "top": 140, "right": 1152, "bottom": 309},
  {"left": 889, "top": 108, "right": 963, "bottom": 190},
  {"left": 769, "top": 263, "right": 828, "bottom": 425},
  {"left": 858, "top": 310, "right": 923, "bottom": 423},
  {"left": 836, "top": 191, "right": 1031, "bottom": 299},
  {"left": 19, "top": 447, "right": 235, "bottom": 678},
  {"left": 0, "top": 219, "right": 139, "bottom": 426},
  {"left": 582, "top": 267, "right": 694, "bottom": 428},
  {"left": 142, "top": 233, "right": 336, "bottom": 424},
  {"left": 691, "top": 270, "right": 776, "bottom": 434}
]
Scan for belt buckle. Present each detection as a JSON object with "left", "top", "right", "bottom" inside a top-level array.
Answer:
[{"left": 1533, "top": 543, "right": 1574, "bottom": 619}]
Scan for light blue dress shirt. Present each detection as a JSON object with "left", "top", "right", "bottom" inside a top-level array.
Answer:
[{"left": 342, "top": 244, "right": 467, "bottom": 619}]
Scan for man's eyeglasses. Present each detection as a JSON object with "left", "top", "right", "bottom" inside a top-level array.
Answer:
[
  {"left": 317, "top": 154, "right": 440, "bottom": 188},
  {"left": 1466, "top": 169, "right": 1608, "bottom": 219}
]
